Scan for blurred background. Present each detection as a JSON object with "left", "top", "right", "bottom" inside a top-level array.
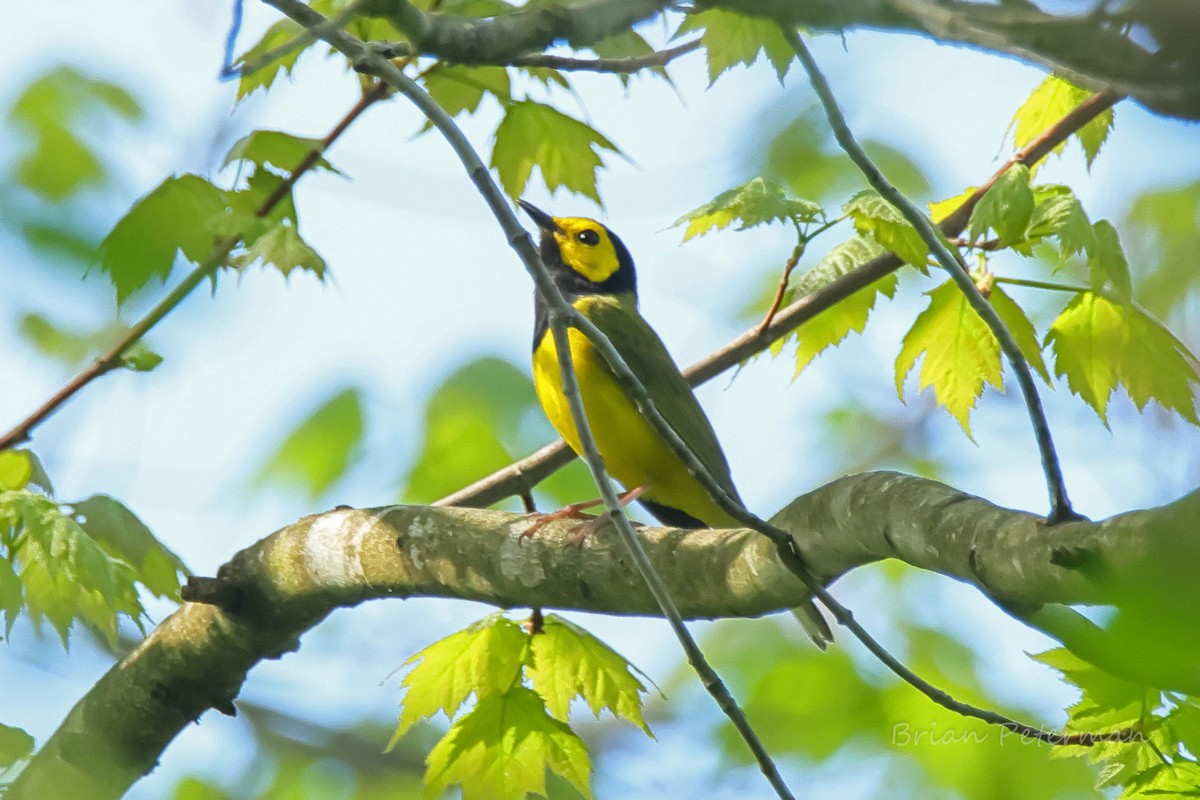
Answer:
[{"left": 2, "top": 1, "right": 1199, "bottom": 797}]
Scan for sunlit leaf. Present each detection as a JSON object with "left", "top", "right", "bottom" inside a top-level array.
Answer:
[
  {"left": 675, "top": 9, "right": 793, "bottom": 84},
  {"left": 395, "top": 614, "right": 527, "bottom": 736},
  {"left": 235, "top": 19, "right": 310, "bottom": 101},
  {"left": 98, "top": 175, "right": 228, "bottom": 304},
  {"left": 1010, "top": 75, "right": 1113, "bottom": 169},
  {"left": 528, "top": 615, "right": 650, "bottom": 733},
  {"left": 590, "top": 30, "right": 666, "bottom": 86},
  {"left": 491, "top": 101, "right": 619, "bottom": 202},
  {"left": 895, "top": 280, "right": 1003, "bottom": 435},
  {"left": 673, "top": 177, "right": 822, "bottom": 242},
  {"left": 222, "top": 130, "right": 339, "bottom": 177},
  {"left": 793, "top": 274, "right": 898, "bottom": 377},
  {"left": 1027, "top": 185, "right": 1095, "bottom": 264},
  {"left": 1045, "top": 293, "right": 1200, "bottom": 425},
  {"left": 423, "top": 66, "right": 512, "bottom": 119},
  {"left": 989, "top": 284, "right": 1050, "bottom": 383},
  {"left": 967, "top": 164, "right": 1033, "bottom": 245},
  {"left": 252, "top": 387, "right": 365, "bottom": 499},
  {"left": 425, "top": 686, "right": 592, "bottom": 800},
  {"left": 0, "top": 490, "right": 145, "bottom": 647},
  {"left": 0, "top": 451, "right": 33, "bottom": 491},
  {"left": 72, "top": 495, "right": 187, "bottom": 599},
  {"left": 844, "top": 190, "right": 930, "bottom": 267},
  {"left": 1088, "top": 220, "right": 1132, "bottom": 302},
  {"left": 232, "top": 222, "right": 327, "bottom": 280}
]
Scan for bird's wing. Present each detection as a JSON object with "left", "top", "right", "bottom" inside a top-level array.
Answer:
[{"left": 581, "top": 295, "right": 742, "bottom": 503}]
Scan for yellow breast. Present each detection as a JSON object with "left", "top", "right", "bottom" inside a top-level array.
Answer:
[{"left": 531, "top": 298, "right": 732, "bottom": 526}]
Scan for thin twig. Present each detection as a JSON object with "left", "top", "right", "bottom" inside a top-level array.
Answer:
[
  {"left": 259, "top": 4, "right": 797, "bottom": 795},
  {"left": 371, "top": 37, "right": 703, "bottom": 73},
  {"left": 756, "top": 239, "right": 803, "bottom": 335},
  {"left": 783, "top": 27, "right": 1079, "bottom": 524},
  {"left": 0, "top": 82, "right": 389, "bottom": 453},
  {"left": 433, "top": 89, "right": 1120, "bottom": 511}
]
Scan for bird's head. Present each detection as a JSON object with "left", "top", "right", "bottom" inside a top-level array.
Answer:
[{"left": 519, "top": 200, "right": 636, "bottom": 295}]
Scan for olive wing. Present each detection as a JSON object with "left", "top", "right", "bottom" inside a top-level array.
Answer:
[{"left": 583, "top": 296, "right": 742, "bottom": 502}]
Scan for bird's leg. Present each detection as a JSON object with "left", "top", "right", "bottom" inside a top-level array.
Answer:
[
  {"left": 566, "top": 485, "right": 648, "bottom": 544},
  {"left": 520, "top": 485, "right": 647, "bottom": 540}
]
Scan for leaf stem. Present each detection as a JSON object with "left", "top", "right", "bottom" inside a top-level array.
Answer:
[
  {"left": 0, "top": 81, "right": 388, "bottom": 453},
  {"left": 373, "top": 37, "right": 704, "bottom": 74},
  {"left": 782, "top": 27, "right": 1080, "bottom": 525}
]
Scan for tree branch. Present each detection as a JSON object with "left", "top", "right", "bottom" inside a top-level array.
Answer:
[
  {"left": 718, "top": 0, "right": 1199, "bottom": 119},
  {"left": 371, "top": 37, "right": 703, "bottom": 73},
  {"left": 362, "top": 0, "right": 671, "bottom": 64},
  {"left": 782, "top": 27, "right": 1077, "bottom": 523},
  {"left": 9, "top": 470, "right": 1188, "bottom": 799},
  {"left": 434, "top": 88, "right": 1121, "bottom": 510},
  {"left": 0, "top": 83, "right": 389, "bottom": 453}
]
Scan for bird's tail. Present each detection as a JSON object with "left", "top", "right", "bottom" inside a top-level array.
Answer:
[{"left": 792, "top": 600, "right": 833, "bottom": 650}]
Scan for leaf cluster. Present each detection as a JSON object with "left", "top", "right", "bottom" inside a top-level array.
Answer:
[
  {"left": 0, "top": 450, "right": 186, "bottom": 648},
  {"left": 393, "top": 613, "right": 651, "bottom": 800}
]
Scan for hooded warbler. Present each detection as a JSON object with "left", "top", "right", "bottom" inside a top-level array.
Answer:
[{"left": 520, "top": 200, "right": 831, "bottom": 647}]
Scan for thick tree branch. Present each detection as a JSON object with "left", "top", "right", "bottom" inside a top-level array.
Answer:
[
  {"left": 8, "top": 471, "right": 1191, "bottom": 799},
  {"left": 362, "top": 0, "right": 670, "bottom": 63},
  {"left": 719, "top": 0, "right": 1200, "bottom": 119}
]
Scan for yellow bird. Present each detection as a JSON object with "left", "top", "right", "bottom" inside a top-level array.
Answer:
[{"left": 520, "top": 200, "right": 831, "bottom": 647}]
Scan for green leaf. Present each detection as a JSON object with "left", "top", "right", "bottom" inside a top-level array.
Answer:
[
  {"left": 967, "top": 164, "right": 1034, "bottom": 245},
  {"left": 425, "top": 686, "right": 592, "bottom": 800},
  {"left": 403, "top": 357, "right": 539, "bottom": 503},
  {"left": 120, "top": 341, "right": 164, "bottom": 372},
  {"left": 673, "top": 177, "right": 822, "bottom": 242},
  {"left": 232, "top": 222, "right": 327, "bottom": 280},
  {"left": 790, "top": 234, "right": 885, "bottom": 298},
  {"left": 844, "top": 190, "right": 930, "bottom": 267},
  {"left": 253, "top": 387, "right": 365, "bottom": 500},
  {"left": 422, "top": 66, "right": 512, "bottom": 119},
  {"left": 793, "top": 274, "right": 898, "bottom": 377},
  {"left": 222, "top": 130, "right": 339, "bottom": 177},
  {"left": 1010, "top": 75, "right": 1113, "bottom": 169},
  {"left": 98, "top": 175, "right": 228, "bottom": 304},
  {"left": 1044, "top": 293, "right": 1125, "bottom": 424},
  {"left": 234, "top": 19, "right": 310, "bottom": 101},
  {"left": 1088, "top": 220, "right": 1132, "bottom": 302},
  {"left": 989, "top": 284, "right": 1050, "bottom": 383},
  {"left": 8, "top": 66, "right": 142, "bottom": 201},
  {"left": 0, "top": 556, "right": 23, "bottom": 634},
  {"left": 1, "top": 490, "right": 144, "bottom": 647},
  {"left": 675, "top": 9, "right": 793, "bottom": 84},
  {"left": 1027, "top": 185, "right": 1096, "bottom": 264},
  {"left": 1125, "top": 180, "right": 1200, "bottom": 317},
  {"left": 490, "top": 101, "right": 619, "bottom": 202},
  {"left": 0, "top": 451, "right": 33, "bottom": 491},
  {"left": 0, "top": 723, "right": 34, "bottom": 769},
  {"left": 929, "top": 187, "right": 977, "bottom": 224},
  {"left": 72, "top": 495, "right": 188, "bottom": 599},
  {"left": 1046, "top": 293, "right": 1200, "bottom": 424},
  {"left": 895, "top": 281, "right": 1003, "bottom": 435},
  {"left": 527, "top": 615, "right": 650, "bottom": 733},
  {"left": 395, "top": 614, "right": 527, "bottom": 737},
  {"left": 590, "top": 30, "right": 665, "bottom": 86}
]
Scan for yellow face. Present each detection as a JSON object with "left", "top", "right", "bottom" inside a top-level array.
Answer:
[{"left": 552, "top": 216, "right": 622, "bottom": 284}]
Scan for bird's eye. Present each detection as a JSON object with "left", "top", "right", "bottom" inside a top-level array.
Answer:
[{"left": 576, "top": 229, "right": 601, "bottom": 246}]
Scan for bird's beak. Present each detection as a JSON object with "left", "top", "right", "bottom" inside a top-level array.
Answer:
[{"left": 518, "top": 200, "right": 560, "bottom": 233}]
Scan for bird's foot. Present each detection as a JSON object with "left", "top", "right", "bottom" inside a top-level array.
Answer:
[{"left": 520, "top": 486, "right": 648, "bottom": 542}]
